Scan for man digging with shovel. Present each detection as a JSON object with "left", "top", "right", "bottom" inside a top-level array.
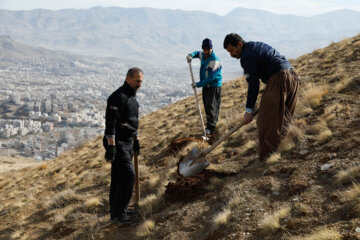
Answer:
[
  {"left": 186, "top": 38, "right": 222, "bottom": 136},
  {"left": 223, "top": 33, "right": 299, "bottom": 168}
]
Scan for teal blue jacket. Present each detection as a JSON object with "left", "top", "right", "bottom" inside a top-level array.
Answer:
[{"left": 189, "top": 51, "right": 222, "bottom": 87}]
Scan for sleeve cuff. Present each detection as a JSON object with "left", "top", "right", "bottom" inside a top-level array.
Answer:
[
  {"left": 106, "top": 135, "right": 115, "bottom": 139},
  {"left": 245, "top": 108, "right": 254, "bottom": 113}
]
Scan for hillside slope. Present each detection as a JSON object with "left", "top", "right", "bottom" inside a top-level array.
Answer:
[{"left": 0, "top": 34, "right": 360, "bottom": 240}]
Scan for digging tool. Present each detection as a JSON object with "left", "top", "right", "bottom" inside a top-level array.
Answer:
[
  {"left": 188, "top": 62, "right": 207, "bottom": 139},
  {"left": 179, "top": 110, "right": 259, "bottom": 177},
  {"left": 134, "top": 152, "right": 140, "bottom": 207}
]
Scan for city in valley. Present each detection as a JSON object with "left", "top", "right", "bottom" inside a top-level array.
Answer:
[{"left": 0, "top": 39, "right": 199, "bottom": 162}]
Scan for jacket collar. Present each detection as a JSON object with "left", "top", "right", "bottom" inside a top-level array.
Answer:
[{"left": 122, "top": 81, "right": 136, "bottom": 96}]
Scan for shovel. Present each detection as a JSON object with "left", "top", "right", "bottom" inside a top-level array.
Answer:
[
  {"left": 179, "top": 109, "right": 259, "bottom": 177},
  {"left": 188, "top": 62, "right": 207, "bottom": 139}
]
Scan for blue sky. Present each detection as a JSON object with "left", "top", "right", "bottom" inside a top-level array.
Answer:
[{"left": 1, "top": 0, "right": 360, "bottom": 16}]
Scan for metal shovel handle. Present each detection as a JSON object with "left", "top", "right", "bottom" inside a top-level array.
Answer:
[{"left": 189, "top": 62, "right": 207, "bottom": 137}]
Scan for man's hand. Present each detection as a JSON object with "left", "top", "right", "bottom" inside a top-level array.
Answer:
[
  {"left": 133, "top": 139, "right": 140, "bottom": 155},
  {"left": 186, "top": 55, "right": 192, "bottom": 63},
  {"left": 191, "top": 82, "right": 197, "bottom": 89},
  {"left": 243, "top": 111, "right": 254, "bottom": 124},
  {"left": 105, "top": 145, "right": 116, "bottom": 163}
]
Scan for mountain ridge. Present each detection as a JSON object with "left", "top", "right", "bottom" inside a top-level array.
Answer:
[{"left": 1, "top": 7, "right": 360, "bottom": 64}]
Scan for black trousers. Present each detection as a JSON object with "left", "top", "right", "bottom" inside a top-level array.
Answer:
[
  {"left": 109, "top": 141, "right": 135, "bottom": 217},
  {"left": 202, "top": 86, "right": 221, "bottom": 131}
]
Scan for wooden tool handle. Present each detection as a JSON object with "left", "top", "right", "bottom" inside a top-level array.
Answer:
[
  {"left": 189, "top": 62, "right": 207, "bottom": 137},
  {"left": 134, "top": 152, "right": 140, "bottom": 206},
  {"left": 202, "top": 109, "right": 259, "bottom": 156}
]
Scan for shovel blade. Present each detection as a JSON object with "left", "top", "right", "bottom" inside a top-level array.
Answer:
[{"left": 179, "top": 147, "right": 210, "bottom": 177}]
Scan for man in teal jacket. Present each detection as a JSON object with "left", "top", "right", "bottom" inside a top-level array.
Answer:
[{"left": 187, "top": 38, "right": 222, "bottom": 135}]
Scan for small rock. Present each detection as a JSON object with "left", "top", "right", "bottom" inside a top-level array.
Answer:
[
  {"left": 321, "top": 164, "right": 333, "bottom": 171},
  {"left": 355, "top": 227, "right": 360, "bottom": 233},
  {"left": 300, "top": 149, "right": 309, "bottom": 155},
  {"left": 293, "top": 197, "right": 299, "bottom": 201},
  {"left": 272, "top": 191, "right": 280, "bottom": 196}
]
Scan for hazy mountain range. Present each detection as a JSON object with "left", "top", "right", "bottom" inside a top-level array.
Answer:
[{"left": 1, "top": 7, "right": 360, "bottom": 65}]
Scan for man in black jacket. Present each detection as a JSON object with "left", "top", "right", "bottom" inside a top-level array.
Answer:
[{"left": 104, "top": 67, "right": 143, "bottom": 223}]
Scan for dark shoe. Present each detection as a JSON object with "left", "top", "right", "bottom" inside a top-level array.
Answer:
[
  {"left": 205, "top": 128, "right": 212, "bottom": 135},
  {"left": 110, "top": 214, "right": 133, "bottom": 224},
  {"left": 125, "top": 209, "right": 136, "bottom": 215}
]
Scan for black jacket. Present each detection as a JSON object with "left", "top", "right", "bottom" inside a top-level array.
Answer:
[{"left": 104, "top": 82, "right": 139, "bottom": 142}]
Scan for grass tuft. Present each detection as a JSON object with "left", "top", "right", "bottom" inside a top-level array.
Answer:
[
  {"left": 302, "top": 83, "right": 328, "bottom": 109},
  {"left": 266, "top": 153, "right": 281, "bottom": 165},
  {"left": 213, "top": 209, "right": 231, "bottom": 226},
  {"left": 292, "top": 227, "right": 341, "bottom": 240},
  {"left": 259, "top": 206, "right": 290, "bottom": 234},
  {"left": 83, "top": 197, "right": 101, "bottom": 209},
  {"left": 335, "top": 166, "right": 360, "bottom": 184},
  {"left": 138, "top": 187, "right": 165, "bottom": 216},
  {"left": 136, "top": 219, "right": 155, "bottom": 238},
  {"left": 317, "top": 129, "right": 332, "bottom": 144},
  {"left": 48, "top": 189, "right": 82, "bottom": 209}
]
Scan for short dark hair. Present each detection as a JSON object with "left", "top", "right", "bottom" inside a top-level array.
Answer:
[
  {"left": 126, "top": 67, "right": 143, "bottom": 78},
  {"left": 223, "top": 33, "right": 246, "bottom": 49}
]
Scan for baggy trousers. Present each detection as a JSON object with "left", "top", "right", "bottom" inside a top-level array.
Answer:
[
  {"left": 109, "top": 141, "right": 135, "bottom": 217},
  {"left": 202, "top": 86, "right": 221, "bottom": 131},
  {"left": 257, "top": 68, "right": 299, "bottom": 161}
]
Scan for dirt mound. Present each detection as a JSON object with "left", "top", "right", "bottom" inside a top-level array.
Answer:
[{"left": 165, "top": 170, "right": 235, "bottom": 202}]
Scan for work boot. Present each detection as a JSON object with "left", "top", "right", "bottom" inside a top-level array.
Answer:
[{"left": 110, "top": 214, "right": 133, "bottom": 224}]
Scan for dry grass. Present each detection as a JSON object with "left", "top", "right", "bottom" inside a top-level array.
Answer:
[
  {"left": 10, "top": 229, "right": 23, "bottom": 240},
  {"left": 302, "top": 83, "right": 328, "bottom": 109},
  {"left": 295, "top": 102, "right": 313, "bottom": 116},
  {"left": 47, "top": 189, "right": 82, "bottom": 209},
  {"left": 310, "top": 120, "right": 328, "bottom": 135},
  {"left": 213, "top": 209, "right": 231, "bottom": 226},
  {"left": 278, "top": 137, "right": 296, "bottom": 152},
  {"left": 292, "top": 227, "right": 341, "bottom": 240},
  {"left": 136, "top": 219, "right": 155, "bottom": 238},
  {"left": 317, "top": 129, "right": 332, "bottom": 144},
  {"left": 49, "top": 204, "right": 77, "bottom": 223},
  {"left": 335, "top": 166, "right": 360, "bottom": 184},
  {"left": 334, "top": 76, "right": 354, "bottom": 93},
  {"left": 258, "top": 206, "right": 290, "bottom": 234},
  {"left": 11, "top": 201, "right": 25, "bottom": 210},
  {"left": 238, "top": 140, "right": 256, "bottom": 155},
  {"left": 287, "top": 124, "right": 305, "bottom": 140},
  {"left": 83, "top": 197, "right": 102, "bottom": 209},
  {"left": 138, "top": 186, "right": 165, "bottom": 216},
  {"left": 347, "top": 184, "right": 360, "bottom": 202},
  {"left": 266, "top": 153, "right": 281, "bottom": 165}
]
